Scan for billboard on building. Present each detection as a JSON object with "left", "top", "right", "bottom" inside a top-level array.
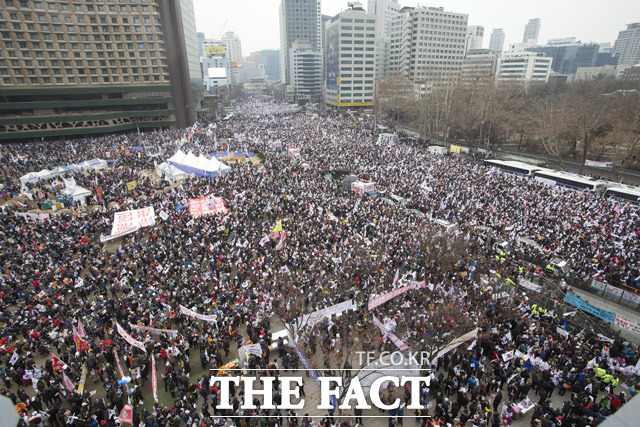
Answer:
[
  {"left": 326, "top": 24, "right": 339, "bottom": 88},
  {"left": 205, "top": 46, "right": 226, "bottom": 55},
  {"left": 208, "top": 67, "right": 227, "bottom": 79}
]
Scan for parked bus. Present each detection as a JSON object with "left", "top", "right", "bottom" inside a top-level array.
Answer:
[
  {"left": 603, "top": 185, "right": 640, "bottom": 205},
  {"left": 484, "top": 159, "right": 542, "bottom": 177},
  {"left": 532, "top": 170, "right": 607, "bottom": 193}
]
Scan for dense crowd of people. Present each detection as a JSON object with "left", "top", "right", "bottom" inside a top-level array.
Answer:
[{"left": 0, "top": 95, "right": 639, "bottom": 427}]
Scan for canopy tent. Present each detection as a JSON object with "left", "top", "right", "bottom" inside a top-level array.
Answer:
[
  {"left": 80, "top": 158, "right": 108, "bottom": 171},
  {"left": 61, "top": 185, "right": 92, "bottom": 206},
  {"left": 156, "top": 162, "right": 190, "bottom": 182},
  {"left": 19, "top": 172, "right": 39, "bottom": 185},
  {"left": 166, "top": 150, "right": 230, "bottom": 178}
]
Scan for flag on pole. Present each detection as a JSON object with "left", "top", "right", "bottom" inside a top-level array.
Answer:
[
  {"left": 62, "top": 371, "right": 75, "bottom": 392},
  {"left": 259, "top": 235, "right": 270, "bottom": 246},
  {"left": 280, "top": 265, "right": 290, "bottom": 274},
  {"left": 276, "top": 232, "right": 287, "bottom": 251},
  {"left": 72, "top": 325, "right": 90, "bottom": 352},
  {"left": 118, "top": 404, "right": 133, "bottom": 424},
  {"left": 9, "top": 352, "right": 18, "bottom": 366},
  {"left": 270, "top": 219, "right": 283, "bottom": 238},
  {"left": 51, "top": 354, "right": 66, "bottom": 371}
]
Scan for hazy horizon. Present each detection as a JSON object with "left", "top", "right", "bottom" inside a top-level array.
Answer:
[{"left": 194, "top": 0, "right": 640, "bottom": 55}]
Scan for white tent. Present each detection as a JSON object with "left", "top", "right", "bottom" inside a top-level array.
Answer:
[
  {"left": 166, "top": 150, "right": 230, "bottom": 178},
  {"left": 156, "top": 162, "right": 189, "bottom": 182},
  {"left": 61, "top": 185, "right": 92, "bottom": 206},
  {"left": 35, "top": 169, "right": 53, "bottom": 180},
  {"left": 19, "top": 172, "right": 39, "bottom": 185}
]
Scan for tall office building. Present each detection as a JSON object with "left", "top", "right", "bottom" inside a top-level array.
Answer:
[
  {"left": 197, "top": 32, "right": 206, "bottom": 57},
  {"left": 525, "top": 40, "right": 600, "bottom": 75},
  {"left": 259, "top": 49, "right": 281, "bottom": 81},
  {"left": 367, "top": 0, "right": 400, "bottom": 38},
  {"left": 324, "top": 3, "right": 376, "bottom": 109},
  {"left": 613, "top": 23, "right": 640, "bottom": 66},
  {"left": 465, "top": 25, "right": 484, "bottom": 53},
  {"left": 523, "top": 18, "right": 541, "bottom": 45},
  {"left": 489, "top": 28, "right": 505, "bottom": 52},
  {"left": 0, "top": 0, "right": 201, "bottom": 141},
  {"left": 460, "top": 49, "right": 500, "bottom": 86},
  {"left": 279, "top": 0, "right": 322, "bottom": 101},
  {"left": 221, "top": 31, "right": 243, "bottom": 65},
  {"left": 390, "top": 6, "right": 468, "bottom": 90}
]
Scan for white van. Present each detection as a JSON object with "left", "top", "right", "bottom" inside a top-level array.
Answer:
[{"left": 428, "top": 146, "right": 448, "bottom": 155}]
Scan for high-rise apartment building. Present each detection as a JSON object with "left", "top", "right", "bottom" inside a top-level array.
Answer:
[
  {"left": 279, "top": 0, "right": 322, "bottom": 101},
  {"left": 324, "top": 3, "right": 376, "bottom": 109},
  {"left": 613, "top": 23, "right": 640, "bottom": 66},
  {"left": 289, "top": 40, "right": 322, "bottom": 102},
  {"left": 465, "top": 25, "right": 484, "bottom": 53},
  {"left": 0, "top": 0, "right": 201, "bottom": 140},
  {"left": 523, "top": 18, "right": 541, "bottom": 45},
  {"left": 221, "top": 31, "right": 243, "bottom": 65},
  {"left": 390, "top": 6, "right": 467, "bottom": 90},
  {"left": 489, "top": 28, "right": 505, "bottom": 52}
]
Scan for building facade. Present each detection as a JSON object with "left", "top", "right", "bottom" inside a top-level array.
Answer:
[
  {"left": 489, "top": 28, "right": 505, "bottom": 52},
  {"left": 613, "top": 23, "right": 640, "bottom": 67},
  {"left": 289, "top": 40, "right": 322, "bottom": 102},
  {"left": 465, "top": 25, "right": 484, "bottom": 53},
  {"left": 525, "top": 41, "right": 599, "bottom": 75},
  {"left": 259, "top": 49, "right": 281, "bottom": 81},
  {"left": 279, "top": 0, "right": 322, "bottom": 89},
  {"left": 496, "top": 44, "right": 552, "bottom": 85},
  {"left": 389, "top": 6, "right": 468, "bottom": 91},
  {"left": 201, "top": 40, "right": 230, "bottom": 93},
  {"left": 221, "top": 31, "right": 243, "bottom": 65},
  {"left": 522, "top": 18, "right": 541, "bottom": 45},
  {"left": 0, "top": 0, "right": 201, "bottom": 141},
  {"left": 324, "top": 3, "right": 376, "bottom": 109},
  {"left": 367, "top": 0, "right": 399, "bottom": 39},
  {"left": 460, "top": 49, "right": 499, "bottom": 86}
]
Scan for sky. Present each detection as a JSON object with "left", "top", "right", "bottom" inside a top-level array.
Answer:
[{"left": 193, "top": 0, "right": 640, "bottom": 55}]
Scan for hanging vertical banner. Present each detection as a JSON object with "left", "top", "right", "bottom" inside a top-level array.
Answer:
[
  {"left": 77, "top": 363, "right": 87, "bottom": 394},
  {"left": 152, "top": 356, "right": 158, "bottom": 403}
]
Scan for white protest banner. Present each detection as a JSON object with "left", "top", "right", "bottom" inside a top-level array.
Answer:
[
  {"left": 295, "top": 299, "right": 353, "bottom": 328},
  {"left": 116, "top": 322, "right": 146, "bottom": 353},
  {"left": 189, "top": 195, "right": 227, "bottom": 217},
  {"left": 159, "top": 211, "right": 169, "bottom": 221},
  {"left": 178, "top": 305, "right": 218, "bottom": 322},
  {"left": 110, "top": 206, "right": 155, "bottom": 235},
  {"left": 614, "top": 314, "right": 640, "bottom": 335},
  {"left": 100, "top": 225, "right": 139, "bottom": 243},
  {"left": 129, "top": 324, "right": 179, "bottom": 338},
  {"left": 372, "top": 314, "right": 408, "bottom": 351},
  {"left": 368, "top": 281, "right": 426, "bottom": 310},
  {"left": 518, "top": 278, "right": 542, "bottom": 293}
]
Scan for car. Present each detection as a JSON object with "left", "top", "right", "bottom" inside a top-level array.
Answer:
[{"left": 365, "top": 190, "right": 380, "bottom": 199}]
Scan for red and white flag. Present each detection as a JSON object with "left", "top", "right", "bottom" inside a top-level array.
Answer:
[
  {"left": 118, "top": 404, "right": 133, "bottom": 424},
  {"left": 62, "top": 371, "right": 75, "bottom": 392},
  {"left": 77, "top": 319, "right": 86, "bottom": 339},
  {"left": 275, "top": 232, "right": 287, "bottom": 251},
  {"left": 51, "top": 354, "right": 66, "bottom": 371},
  {"left": 72, "top": 325, "right": 90, "bottom": 352}
]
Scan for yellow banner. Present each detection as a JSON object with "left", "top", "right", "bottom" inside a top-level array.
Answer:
[
  {"left": 449, "top": 145, "right": 461, "bottom": 154},
  {"left": 126, "top": 181, "right": 137, "bottom": 191},
  {"left": 77, "top": 363, "right": 87, "bottom": 394},
  {"left": 205, "top": 46, "right": 226, "bottom": 55}
]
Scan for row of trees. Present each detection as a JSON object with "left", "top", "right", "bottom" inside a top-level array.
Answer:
[{"left": 377, "top": 73, "right": 640, "bottom": 171}]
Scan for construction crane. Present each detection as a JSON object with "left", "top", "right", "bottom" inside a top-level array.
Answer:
[{"left": 217, "top": 19, "right": 228, "bottom": 39}]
